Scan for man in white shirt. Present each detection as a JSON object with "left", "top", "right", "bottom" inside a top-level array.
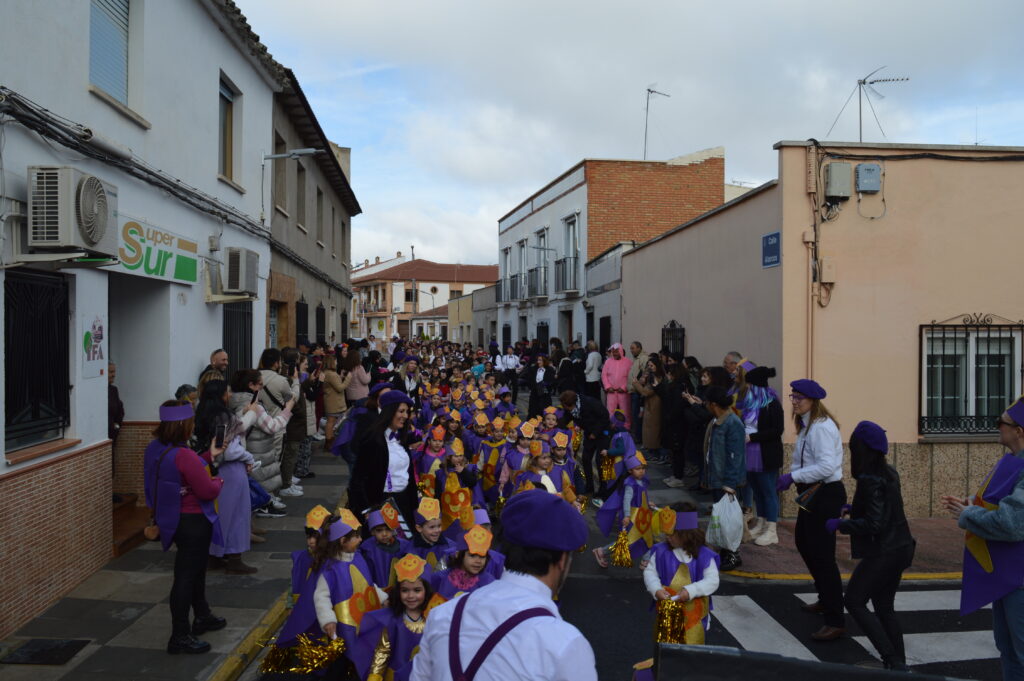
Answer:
[{"left": 411, "top": 490, "right": 597, "bottom": 681}]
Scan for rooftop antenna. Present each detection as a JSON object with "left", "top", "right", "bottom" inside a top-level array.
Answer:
[
  {"left": 643, "top": 85, "right": 670, "bottom": 160},
  {"left": 825, "top": 66, "right": 909, "bottom": 141}
]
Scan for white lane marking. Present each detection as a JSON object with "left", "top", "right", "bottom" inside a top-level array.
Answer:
[
  {"left": 713, "top": 595, "right": 819, "bottom": 661},
  {"left": 854, "top": 631, "right": 1000, "bottom": 664},
  {"left": 795, "top": 591, "right": 989, "bottom": 612}
]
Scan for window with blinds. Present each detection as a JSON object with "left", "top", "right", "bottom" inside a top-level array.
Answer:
[{"left": 90, "top": 0, "right": 130, "bottom": 104}]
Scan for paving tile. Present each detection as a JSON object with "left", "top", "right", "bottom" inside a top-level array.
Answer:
[
  {"left": 66, "top": 570, "right": 172, "bottom": 603},
  {"left": 0, "top": 641, "right": 103, "bottom": 681},
  {"left": 106, "top": 605, "right": 265, "bottom": 654},
  {"left": 15, "top": 600, "right": 151, "bottom": 644},
  {"left": 63, "top": 644, "right": 220, "bottom": 680},
  {"left": 104, "top": 551, "right": 176, "bottom": 574}
]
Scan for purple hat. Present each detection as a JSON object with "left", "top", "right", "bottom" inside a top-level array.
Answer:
[
  {"left": 851, "top": 421, "right": 888, "bottom": 454},
  {"left": 327, "top": 519, "right": 356, "bottom": 542},
  {"left": 379, "top": 390, "right": 414, "bottom": 409},
  {"left": 739, "top": 358, "right": 757, "bottom": 372},
  {"left": 674, "top": 511, "right": 699, "bottom": 531},
  {"left": 497, "top": 386, "right": 511, "bottom": 397},
  {"left": 369, "top": 382, "right": 391, "bottom": 396},
  {"left": 501, "top": 489, "right": 588, "bottom": 552},
  {"left": 1007, "top": 398, "right": 1024, "bottom": 427},
  {"left": 392, "top": 351, "right": 406, "bottom": 363},
  {"left": 790, "top": 378, "right": 826, "bottom": 400},
  {"left": 159, "top": 403, "right": 194, "bottom": 422},
  {"left": 612, "top": 409, "right": 627, "bottom": 425},
  {"left": 624, "top": 451, "right": 647, "bottom": 470},
  {"left": 473, "top": 508, "right": 491, "bottom": 526}
]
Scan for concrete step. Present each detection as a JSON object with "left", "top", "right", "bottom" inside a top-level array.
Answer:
[{"left": 112, "top": 505, "right": 150, "bottom": 557}]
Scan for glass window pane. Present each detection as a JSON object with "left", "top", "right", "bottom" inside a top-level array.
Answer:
[
  {"left": 926, "top": 334, "right": 966, "bottom": 417},
  {"left": 976, "top": 336, "right": 1013, "bottom": 418}
]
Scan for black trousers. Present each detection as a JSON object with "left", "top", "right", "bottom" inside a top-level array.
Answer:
[
  {"left": 794, "top": 480, "right": 847, "bottom": 628},
  {"left": 845, "top": 542, "right": 915, "bottom": 665},
  {"left": 584, "top": 381, "right": 601, "bottom": 401},
  {"left": 170, "top": 513, "right": 213, "bottom": 637},
  {"left": 503, "top": 370, "right": 519, "bottom": 401},
  {"left": 581, "top": 432, "right": 610, "bottom": 497}
]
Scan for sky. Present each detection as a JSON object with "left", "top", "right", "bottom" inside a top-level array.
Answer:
[{"left": 237, "top": 0, "right": 1024, "bottom": 267}]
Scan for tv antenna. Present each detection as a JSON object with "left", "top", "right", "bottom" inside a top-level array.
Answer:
[
  {"left": 643, "top": 85, "right": 670, "bottom": 160},
  {"left": 825, "top": 66, "right": 908, "bottom": 141}
]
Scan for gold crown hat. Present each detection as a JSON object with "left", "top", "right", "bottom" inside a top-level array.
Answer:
[
  {"left": 305, "top": 504, "right": 331, "bottom": 531},
  {"left": 470, "top": 391, "right": 480, "bottom": 401},
  {"left": 415, "top": 497, "right": 441, "bottom": 523},
  {"left": 450, "top": 410, "right": 462, "bottom": 422},
  {"left": 543, "top": 406, "right": 558, "bottom": 415},
  {"left": 394, "top": 553, "right": 429, "bottom": 583},
  {"left": 474, "top": 412, "right": 490, "bottom": 427},
  {"left": 552, "top": 431, "right": 570, "bottom": 449},
  {"left": 491, "top": 416, "right": 506, "bottom": 431},
  {"left": 336, "top": 507, "right": 362, "bottom": 530},
  {"left": 473, "top": 399, "right": 487, "bottom": 410},
  {"left": 484, "top": 391, "right": 495, "bottom": 401},
  {"left": 462, "top": 525, "right": 493, "bottom": 556},
  {"left": 452, "top": 388, "right": 463, "bottom": 401},
  {"left": 450, "top": 438, "right": 465, "bottom": 456},
  {"left": 507, "top": 415, "right": 522, "bottom": 430},
  {"left": 528, "top": 440, "right": 544, "bottom": 456},
  {"left": 430, "top": 425, "right": 447, "bottom": 441},
  {"left": 519, "top": 420, "right": 536, "bottom": 439}
]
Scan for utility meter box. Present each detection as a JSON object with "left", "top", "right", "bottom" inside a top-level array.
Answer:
[
  {"left": 856, "top": 163, "right": 882, "bottom": 193},
  {"left": 824, "top": 162, "right": 851, "bottom": 199}
]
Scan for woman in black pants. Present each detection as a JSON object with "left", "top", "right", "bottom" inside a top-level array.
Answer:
[{"left": 829, "top": 421, "right": 915, "bottom": 671}]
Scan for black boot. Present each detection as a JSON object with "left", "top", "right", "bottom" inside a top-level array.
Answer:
[
  {"left": 192, "top": 613, "right": 227, "bottom": 635},
  {"left": 720, "top": 550, "right": 743, "bottom": 572},
  {"left": 167, "top": 634, "right": 211, "bottom": 654}
]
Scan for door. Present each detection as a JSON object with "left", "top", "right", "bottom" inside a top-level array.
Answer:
[
  {"left": 599, "top": 316, "right": 611, "bottom": 354},
  {"left": 223, "top": 302, "right": 253, "bottom": 378},
  {"left": 586, "top": 310, "right": 595, "bottom": 345},
  {"left": 502, "top": 323, "right": 512, "bottom": 349},
  {"left": 268, "top": 304, "right": 278, "bottom": 347}
]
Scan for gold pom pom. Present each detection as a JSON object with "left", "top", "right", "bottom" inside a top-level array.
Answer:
[
  {"left": 292, "top": 634, "right": 347, "bottom": 674},
  {"left": 494, "top": 496, "right": 506, "bottom": 517},
  {"left": 600, "top": 455, "right": 616, "bottom": 481},
  {"left": 654, "top": 599, "right": 688, "bottom": 644},
  {"left": 575, "top": 495, "right": 589, "bottom": 513},
  {"left": 610, "top": 529, "right": 632, "bottom": 567}
]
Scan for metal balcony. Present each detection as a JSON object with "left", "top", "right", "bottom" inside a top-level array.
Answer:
[
  {"left": 527, "top": 266, "right": 548, "bottom": 300},
  {"left": 554, "top": 256, "right": 578, "bottom": 295},
  {"left": 509, "top": 273, "right": 526, "bottom": 301}
]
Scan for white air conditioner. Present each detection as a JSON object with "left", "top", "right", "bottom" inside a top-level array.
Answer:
[
  {"left": 224, "top": 247, "right": 259, "bottom": 295},
  {"left": 27, "top": 166, "right": 119, "bottom": 258},
  {"left": 393, "top": 306, "right": 402, "bottom": 313}
]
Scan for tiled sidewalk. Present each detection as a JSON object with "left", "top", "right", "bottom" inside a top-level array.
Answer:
[{"left": 0, "top": 447, "right": 346, "bottom": 681}]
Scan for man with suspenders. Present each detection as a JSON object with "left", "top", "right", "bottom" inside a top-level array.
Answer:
[{"left": 411, "top": 490, "right": 597, "bottom": 681}]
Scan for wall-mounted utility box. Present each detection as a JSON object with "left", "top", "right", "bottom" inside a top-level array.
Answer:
[
  {"left": 856, "top": 163, "right": 882, "bottom": 193},
  {"left": 824, "top": 162, "right": 852, "bottom": 199}
]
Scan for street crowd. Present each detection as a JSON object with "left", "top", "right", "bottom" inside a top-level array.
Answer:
[{"left": 133, "top": 334, "right": 1024, "bottom": 681}]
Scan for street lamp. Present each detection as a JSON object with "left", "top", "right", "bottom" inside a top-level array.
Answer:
[{"left": 260, "top": 148, "right": 327, "bottom": 224}]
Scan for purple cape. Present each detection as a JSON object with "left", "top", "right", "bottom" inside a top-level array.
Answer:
[
  {"left": 359, "top": 536, "right": 413, "bottom": 589},
  {"left": 430, "top": 568, "right": 496, "bottom": 601},
  {"left": 143, "top": 440, "right": 221, "bottom": 552},
  {"left": 411, "top": 536, "right": 457, "bottom": 570},
  {"left": 290, "top": 549, "right": 314, "bottom": 601},
  {"left": 479, "top": 438, "right": 507, "bottom": 503},
  {"left": 330, "top": 406, "right": 367, "bottom": 454},
  {"left": 961, "top": 453, "right": 1024, "bottom": 615},
  {"left": 351, "top": 607, "right": 425, "bottom": 681},
  {"left": 596, "top": 475, "right": 649, "bottom": 537}
]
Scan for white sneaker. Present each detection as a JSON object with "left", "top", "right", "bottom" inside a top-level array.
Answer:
[
  {"left": 269, "top": 498, "right": 287, "bottom": 511},
  {"left": 291, "top": 476, "right": 302, "bottom": 485},
  {"left": 312, "top": 433, "right": 326, "bottom": 441},
  {"left": 664, "top": 477, "right": 686, "bottom": 489},
  {"left": 753, "top": 521, "right": 778, "bottom": 546},
  {"left": 279, "top": 485, "right": 304, "bottom": 497}
]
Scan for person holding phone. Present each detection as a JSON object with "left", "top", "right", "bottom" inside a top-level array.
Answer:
[{"left": 195, "top": 379, "right": 260, "bottom": 574}]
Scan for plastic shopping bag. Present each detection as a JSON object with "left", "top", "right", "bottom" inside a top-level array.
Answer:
[{"left": 705, "top": 493, "right": 743, "bottom": 552}]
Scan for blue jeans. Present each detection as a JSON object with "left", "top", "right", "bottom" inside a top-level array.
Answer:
[
  {"left": 747, "top": 470, "right": 779, "bottom": 522},
  {"left": 630, "top": 392, "right": 642, "bottom": 440},
  {"left": 993, "top": 588, "right": 1024, "bottom": 680}
]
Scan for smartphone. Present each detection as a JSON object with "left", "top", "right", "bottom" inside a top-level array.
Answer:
[
  {"left": 250, "top": 390, "right": 259, "bottom": 405},
  {"left": 214, "top": 424, "right": 227, "bottom": 449}
]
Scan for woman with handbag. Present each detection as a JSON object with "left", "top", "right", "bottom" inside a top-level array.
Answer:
[
  {"left": 143, "top": 400, "right": 226, "bottom": 655},
  {"left": 776, "top": 379, "right": 847, "bottom": 642}
]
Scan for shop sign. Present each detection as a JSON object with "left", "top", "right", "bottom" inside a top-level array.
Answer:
[{"left": 116, "top": 220, "right": 199, "bottom": 284}]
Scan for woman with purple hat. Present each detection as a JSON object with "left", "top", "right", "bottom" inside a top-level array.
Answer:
[
  {"left": 776, "top": 378, "right": 847, "bottom": 641},
  {"left": 143, "top": 400, "right": 226, "bottom": 655},
  {"left": 826, "top": 421, "right": 914, "bottom": 671}
]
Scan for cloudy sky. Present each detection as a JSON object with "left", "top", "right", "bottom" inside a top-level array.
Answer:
[{"left": 238, "top": 0, "right": 1024, "bottom": 266}]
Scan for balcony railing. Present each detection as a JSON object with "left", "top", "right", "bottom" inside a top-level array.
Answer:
[
  {"left": 919, "top": 416, "right": 997, "bottom": 436},
  {"left": 359, "top": 303, "right": 385, "bottom": 314},
  {"left": 496, "top": 278, "right": 510, "bottom": 303},
  {"left": 527, "top": 266, "right": 548, "bottom": 299},
  {"left": 554, "top": 256, "right": 578, "bottom": 294},
  {"left": 509, "top": 273, "right": 526, "bottom": 300}
]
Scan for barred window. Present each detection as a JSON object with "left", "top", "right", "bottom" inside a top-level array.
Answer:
[{"left": 920, "top": 314, "right": 1024, "bottom": 435}]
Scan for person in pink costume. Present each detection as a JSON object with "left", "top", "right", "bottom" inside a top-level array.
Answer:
[{"left": 602, "top": 343, "right": 633, "bottom": 429}]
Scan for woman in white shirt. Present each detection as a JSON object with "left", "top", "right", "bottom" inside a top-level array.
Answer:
[
  {"left": 583, "top": 341, "right": 603, "bottom": 400},
  {"left": 776, "top": 378, "right": 847, "bottom": 641}
]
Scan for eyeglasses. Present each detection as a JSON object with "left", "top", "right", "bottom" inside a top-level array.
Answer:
[
  {"left": 995, "top": 418, "right": 1017, "bottom": 429},
  {"left": 788, "top": 394, "right": 808, "bottom": 402}
]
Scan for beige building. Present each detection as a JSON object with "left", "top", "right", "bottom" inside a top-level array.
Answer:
[
  {"left": 622, "top": 140, "right": 1024, "bottom": 517},
  {"left": 449, "top": 293, "right": 474, "bottom": 343}
]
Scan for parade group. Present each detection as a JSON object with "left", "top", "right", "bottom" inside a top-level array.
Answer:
[{"left": 139, "top": 336, "right": 1024, "bottom": 681}]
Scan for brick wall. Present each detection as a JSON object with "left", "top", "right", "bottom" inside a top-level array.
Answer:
[
  {"left": 113, "top": 421, "right": 157, "bottom": 503},
  {"left": 585, "top": 157, "right": 725, "bottom": 261},
  {"left": 0, "top": 441, "right": 112, "bottom": 638}
]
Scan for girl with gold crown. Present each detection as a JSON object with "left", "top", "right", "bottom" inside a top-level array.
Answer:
[
  {"left": 516, "top": 439, "right": 580, "bottom": 509},
  {"left": 427, "top": 525, "right": 497, "bottom": 609}
]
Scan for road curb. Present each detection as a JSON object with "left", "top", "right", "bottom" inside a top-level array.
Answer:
[
  {"left": 724, "top": 569, "right": 962, "bottom": 582},
  {"left": 206, "top": 591, "right": 289, "bottom": 681}
]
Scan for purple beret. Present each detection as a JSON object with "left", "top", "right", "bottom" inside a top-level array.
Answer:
[
  {"left": 1008, "top": 399, "right": 1024, "bottom": 427},
  {"left": 379, "top": 390, "right": 414, "bottom": 409},
  {"left": 392, "top": 351, "right": 406, "bottom": 363},
  {"left": 327, "top": 519, "right": 355, "bottom": 542},
  {"left": 369, "top": 382, "right": 391, "bottom": 396},
  {"left": 851, "top": 420, "right": 888, "bottom": 454},
  {"left": 790, "top": 378, "right": 826, "bottom": 400},
  {"left": 501, "top": 489, "right": 588, "bottom": 552}
]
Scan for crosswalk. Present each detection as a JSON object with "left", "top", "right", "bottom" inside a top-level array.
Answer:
[{"left": 709, "top": 587, "right": 1000, "bottom": 672}]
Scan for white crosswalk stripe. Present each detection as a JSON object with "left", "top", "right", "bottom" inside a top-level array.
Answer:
[
  {"left": 712, "top": 595, "right": 818, "bottom": 661},
  {"left": 854, "top": 631, "right": 1000, "bottom": 665},
  {"left": 795, "top": 590, "right": 991, "bottom": 612}
]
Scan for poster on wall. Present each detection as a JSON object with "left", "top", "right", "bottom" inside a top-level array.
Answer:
[{"left": 81, "top": 314, "right": 108, "bottom": 378}]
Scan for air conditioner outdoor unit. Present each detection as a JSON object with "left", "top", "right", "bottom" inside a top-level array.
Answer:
[
  {"left": 224, "top": 247, "right": 259, "bottom": 295},
  {"left": 27, "top": 166, "right": 119, "bottom": 258},
  {"left": 393, "top": 306, "right": 402, "bottom": 313}
]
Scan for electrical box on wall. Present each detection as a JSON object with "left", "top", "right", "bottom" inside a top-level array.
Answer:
[
  {"left": 856, "top": 163, "right": 882, "bottom": 193},
  {"left": 824, "top": 162, "right": 851, "bottom": 199}
]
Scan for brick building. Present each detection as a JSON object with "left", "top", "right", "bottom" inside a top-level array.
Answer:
[
  {"left": 495, "top": 147, "right": 726, "bottom": 349},
  {"left": 351, "top": 259, "right": 497, "bottom": 339}
]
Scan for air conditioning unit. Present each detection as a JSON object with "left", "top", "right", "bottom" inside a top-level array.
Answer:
[
  {"left": 393, "top": 306, "right": 402, "bottom": 313},
  {"left": 27, "top": 166, "right": 119, "bottom": 258},
  {"left": 224, "top": 247, "right": 259, "bottom": 295}
]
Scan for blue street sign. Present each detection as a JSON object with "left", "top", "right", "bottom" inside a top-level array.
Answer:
[{"left": 762, "top": 232, "right": 780, "bottom": 268}]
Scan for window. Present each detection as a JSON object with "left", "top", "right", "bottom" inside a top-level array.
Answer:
[
  {"left": 537, "top": 229, "right": 547, "bottom": 265},
  {"left": 296, "top": 164, "right": 306, "bottom": 227},
  {"left": 662, "top": 320, "right": 685, "bottom": 355},
  {"left": 518, "top": 240, "right": 527, "bottom": 273},
  {"left": 218, "top": 79, "right": 235, "bottom": 179},
  {"left": 920, "top": 316, "right": 1024, "bottom": 435},
  {"left": 5, "top": 270, "right": 70, "bottom": 450},
  {"left": 450, "top": 289, "right": 462, "bottom": 299},
  {"left": 315, "top": 304, "right": 326, "bottom": 344},
  {"left": 502, "top": 248, "right": 511, "bottom": 277},
  {"left": 405, "top": 289, "right": 416, "bottom": 303},
  {"left": 295, "top": 299, "right": 309, "bottom": 345},
  {"left": 90, "top": 0, "right": 130, "bottom": 104},
  {"left": 330, "top": 205, "right": 336, "bottom": 255},
  {"left": 564, "top": 215, "right": 578, "bottom": 255},
  {"left": 316, "top": 188, "right": 324, "bottom": 243},
  {"left": 273, "top": 133, "right": 287, "bottom": 210}
]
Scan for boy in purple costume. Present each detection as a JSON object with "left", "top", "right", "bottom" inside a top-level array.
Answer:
[{"left": 359, "top": 507, "right": 413, "bottom": 590}]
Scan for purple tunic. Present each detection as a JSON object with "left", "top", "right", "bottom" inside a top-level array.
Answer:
[
  {"left": 359, "top": 536, "right": 413, "bottom": 589},
  {"left": 210, "top": 457, "right": 250, "bottom": 556},
  {"left": 290, "top": 549, "right": 313, "bottom": 603},
  {"left": 142, "top": 440, "right": 221, "bottom": 552},
  {"left": 482, "top": 550, "right": 505, "bottom": 579},
  {"left": 351, "top": 607, "right": 425, "bottom": 681},
  {"left": 652, "top": 542, "right": 719, "bottom": 606},
  {"left": 430, "top": 568, "right": 496, "bottom": 602},
  {"left": 411, "top": 536, "right": 457, "bottom": 570},
  {"left": 596, "top": 475, "right": 649, "bottom": 537}
]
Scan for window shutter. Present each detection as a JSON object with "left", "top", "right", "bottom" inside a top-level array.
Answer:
[{"left": 90, "top": 0, "right": 130, "bottom": 104}]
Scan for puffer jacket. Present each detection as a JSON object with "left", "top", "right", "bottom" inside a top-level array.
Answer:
[
  {"left": 229, "top": 391, "right": 290, "bottom": 493},
  {"left": 839, "top": 466, "right": 915, "bottom": 559}
]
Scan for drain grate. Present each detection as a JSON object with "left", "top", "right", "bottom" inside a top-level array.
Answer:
[{"left": 0, "top": 638, "right": 90, "bottom": 665}]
